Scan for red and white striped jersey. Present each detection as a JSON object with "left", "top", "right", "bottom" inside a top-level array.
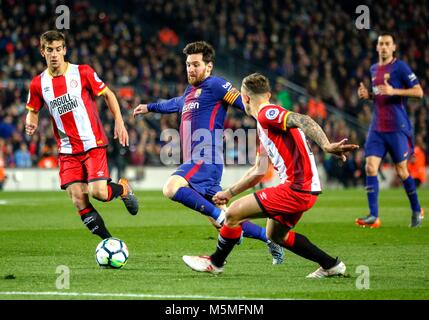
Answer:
[
  {"left": 257, "top": 104, "right": 321, "bottom": 193},
  {"left": 26, "top": 63, "right": 109, "bottom": 154}
]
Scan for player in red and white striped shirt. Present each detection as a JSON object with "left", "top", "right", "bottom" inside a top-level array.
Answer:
[
  {"left": 25, "top": 30, "right": 138, "bottom": 239},
  {"left": 183, "top": 73, "right": 359, "bottom": 278}
]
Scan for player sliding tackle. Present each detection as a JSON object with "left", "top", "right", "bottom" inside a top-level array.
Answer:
[
  {"left": 133, "top": 41, "right": 284, "bottom": 264},
  {"left": 183, "top": 73, "right": 359, "bottom": 278}
]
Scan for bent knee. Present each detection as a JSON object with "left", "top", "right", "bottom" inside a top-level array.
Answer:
[
  {"left": 89, "top": 188, "right": 108, "bottom": 201},
  {"left": 224, "top": 206, "right": 242, "bottom": 226},
  {"left": 365, "top": 163, "right": 377, "bottom": 175},
  {"left": 163, "top": 176, "right": 187, "bottom": 199},
  {"left": 162, "top": 183, "right": 178, "bottom": 199},
  {"left": 395, "top": 165, "right": 409, "bottom": 180}
]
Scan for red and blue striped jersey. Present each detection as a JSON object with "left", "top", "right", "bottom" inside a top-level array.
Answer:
[
  {"left": 147, "top": 75, "right": 244, "bottom": 163},
  {"left": 370, "top": 58, "right": 419, "bottom": 133}
]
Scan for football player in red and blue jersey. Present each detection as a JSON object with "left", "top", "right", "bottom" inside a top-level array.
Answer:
[
  {"left": 133, "top": 41, "right": 284, "bottom": 263},
  {"left": 356, "top": 32, "right": 424, "bottom": 228},
  {"left": 182, "top": 73, "right": 358, "bottom": 277}
]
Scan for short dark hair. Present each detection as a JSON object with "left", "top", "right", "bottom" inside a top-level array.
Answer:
[
  {"left": 378, "top": 31, "right": 396, "bottom": 44},
  {"left": 40, "top": 30, "right": 66, "bottom": 49},
  {"left": 242, "top": 73, "right": 271, "bottom": 95},
  {"left": 183, "top": 41, "right": 215, "bottom": 64}
]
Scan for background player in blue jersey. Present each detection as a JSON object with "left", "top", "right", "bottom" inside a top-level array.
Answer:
[
  {"left": 356, "top": 32, "right": 424, "bottom": 228},
  {"left": 133, "top": 41, "right": 284, "bottom": 263}
]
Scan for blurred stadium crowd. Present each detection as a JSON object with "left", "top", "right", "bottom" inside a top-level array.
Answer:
[{"left": 0, "top": 0, "right": 428, "bottom": 188}]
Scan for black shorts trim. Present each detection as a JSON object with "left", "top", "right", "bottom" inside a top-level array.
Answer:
[
  {"left": 61, "top": 180, "right": 87, "bottom": 190},
  {"left": 62, "top": 177, "right": 111, "bottom": 190},
  {"left": 290, "top": 187, "right": 322, "bottom": 195},
  {"left": 87, "top": 177, "right": 111, "bottom": 184},
  {"left": 253, "top": 192, "right": 267, "bottom": 214}
]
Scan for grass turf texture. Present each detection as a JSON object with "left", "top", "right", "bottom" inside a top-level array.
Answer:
[{"left": 0, "top": 188, "right": 428, "bottom": 300}]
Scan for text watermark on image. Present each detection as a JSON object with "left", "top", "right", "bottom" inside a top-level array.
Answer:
[
  {"left": 355, "top": 265, "right": 370, "bottom": 290},
  {"left": 56, "top": 5, "right": 70, "bottom": 30},
  {"left": 55, "top": 265, "right": 70, "bottom": 290},
  {"left": 355, "top": 5, "right": 370, "bottom": 30},
  {"left": 159, "top": 124, "right": 274, "bottom": 167}
]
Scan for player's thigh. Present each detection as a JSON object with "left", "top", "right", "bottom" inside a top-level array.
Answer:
[
  {"left": 386, "top": 131, "right": 414, "bottom": 164},
  {"left": 66, "top": 182, "right": 90, "bottom": 210},
  {"left": 85, "top": 148, "right": 110, "bottom": 181},
  {"left": 364, "top": 130, "right": 387, "bottom": 162},
  {"left": 163, "top": 174, "right": 189, "bottom": 198},
  {"left": 59, "top": 154, "right": 86, "bottom": 190},
  {"left": 169, "top": 161, "right": 221, "bottom": 197},
  {"left": 225, "top": 194, "right": 265, "bottom": 226}
]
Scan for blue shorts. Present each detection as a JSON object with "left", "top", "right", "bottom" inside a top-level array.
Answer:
[
  {"left": 171, "top": 160, "right": 223, "bottom": 197},
  {"left": 364, "top": 130, "right": 414, "bottom": 164}
]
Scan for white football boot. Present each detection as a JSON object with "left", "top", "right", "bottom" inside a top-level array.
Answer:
[
  {"left": 306, "top": 259, "right": 346, "bottom": 278},
  {"left": 182, "top": 255, "right": 224, "bottom": 274}
]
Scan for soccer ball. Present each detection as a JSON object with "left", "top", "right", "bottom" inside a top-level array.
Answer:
[{"left": 95, "top": 238, "right": 129, "bottom": 269}]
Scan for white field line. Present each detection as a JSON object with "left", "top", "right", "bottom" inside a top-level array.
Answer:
[{"left": 0, "top": 291, "right": 292, "bottom": 300}]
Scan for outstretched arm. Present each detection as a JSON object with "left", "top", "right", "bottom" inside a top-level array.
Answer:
[
  {"left": 133, "top": 96, "right": 184, "bottom": 117},
  {"left": 212, "top": 154, "right": 269, "bottom": 206},
  {"left": 285, "top": 112, "right": 359, "bottom": 161}
]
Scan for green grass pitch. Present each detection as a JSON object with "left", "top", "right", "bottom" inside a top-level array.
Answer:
[{"left": 0, "top": 188, "right": 428, "bottom": 300}]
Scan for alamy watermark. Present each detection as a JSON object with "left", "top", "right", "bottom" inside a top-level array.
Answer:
[
  {"left": 355, "top": 5, "right": 370, "bottom": 30},
  {"left": 355, "top": 265, "right": 370, "bottom": 289},
  {"left": 55, "top": 265, "right": 70, "bottom": 290},
  {"left": 158, "top": 123, "right": 274, "bottom": 172},
  {"left": 56, "top": 5, "right": 70, "bottom": 30}
]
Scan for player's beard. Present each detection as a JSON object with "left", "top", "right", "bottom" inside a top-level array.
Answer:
[{"left": 188, "top": 72, "right": 207, "bottom": 86}]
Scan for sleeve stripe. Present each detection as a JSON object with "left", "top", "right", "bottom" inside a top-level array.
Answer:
[
  {"left": 223, "top": 88, "right": 240, "bottom": 104},
  {"left": 283, "top": 111, "right": 290, "bottom": 131},
  {"left": 223, "top": 91, "right": 234, "bottom": 102},
  {"left": 26, "top": 105, "right": 35, "bottom": 111},
  {"left": 224, "top": 94, "right": 234, "bottom": 104},
  {"left": 224, "top": 92, "right": 240, "bottom": 104},
  {"left": 278, "top": 111, "right": 285, "bottom": 123},
  {"left": 229, "top": 92, "right": 240, "bottom": 104},
  {"left": 97, "top": 86, "right": 108, "bottom": 96}
]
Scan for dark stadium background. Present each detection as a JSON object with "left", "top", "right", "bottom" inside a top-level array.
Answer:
[{"left": 1, "top": 0, "right": 428, "bottom": 189}]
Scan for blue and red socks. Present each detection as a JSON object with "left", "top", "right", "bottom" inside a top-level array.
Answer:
[
  {"left": 172, "top": 187, "right": 224, "bottom": 223},
  {"left": 173, "top": 187, "right": 268, "bottom": 242},
  {"left": 242, "top": 221, "right": 268, "bottom": 242},
  {"left": 402, "top": 176, "right": 421, "bottom": 213},
  {"left": 365, "top": 175, "right": 379, "bottom": 217},
  {"left": 366, "top": 175, "right": 421, "bottom": 217},
  {"left": 105, "top": 182, "right": 124, "bottom": 202},
  {"left": 211, "top": 225, "right": 243, "bottom": 267}
]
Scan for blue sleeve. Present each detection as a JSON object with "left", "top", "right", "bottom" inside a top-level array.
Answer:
[
  {"left": 211, "top": 77, "right": 245, "bottom": 111},
  {"left": 399, "top": 61, "right": 419, "bottom": 88},
  {"left": 147, "top": 95, "right": 184, "bottom": 114}
]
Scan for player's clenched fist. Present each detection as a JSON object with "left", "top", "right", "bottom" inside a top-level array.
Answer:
[
  {"left": 212, "top": 190, "right": 232, "bottom": 206},
  {"left": 25, "top": 123, "right": 37, "bottom": 135},
  {"left": 133, "top": 104, "right": 149, "bottom": 117}
]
